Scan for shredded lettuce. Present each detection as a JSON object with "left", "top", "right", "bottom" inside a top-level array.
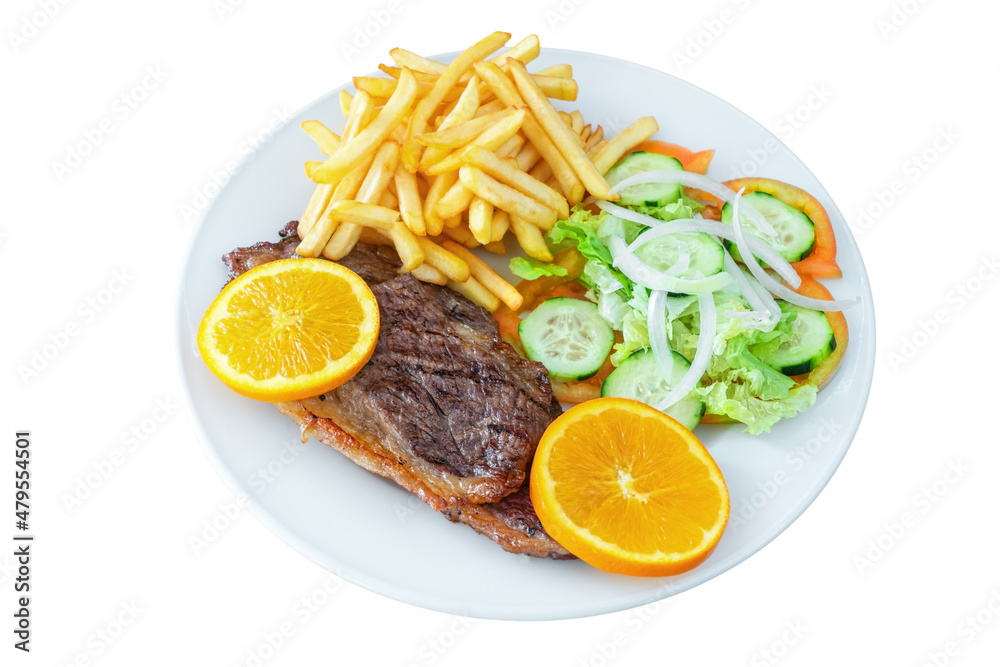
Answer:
[
  {"left": 509, "top": 257, "right": 568, "bottom": 281},
  {"left": 539, "top": 201, "right": 818, "bottom": 434}
]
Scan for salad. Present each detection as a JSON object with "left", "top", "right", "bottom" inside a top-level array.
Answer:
[{"left": 498, "top": 142, "right": 856, "bottom": 435}]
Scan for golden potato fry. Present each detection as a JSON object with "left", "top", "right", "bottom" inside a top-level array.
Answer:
[
  {"left": 514, "top": 141, "right": 542, "bottom": 172},
  {"left": 408, "top": 262, "right": 449, "bottom": 285},
  {"left": 304, "top": 160, "right": 322, "bottom": 179},
  {"left": 321, "top": 200, "right": 400, "bottom": 230},
  {"left": 447, "top": 276, "right": 500, "bottom": 312},
  {"left": 339, "top": 89, "right": 353, "bottom": 118},
  {"left": 313, "top": 68, "right": 418, "bottom": 184},
  {"left": 298, "top": 183, "right": 335, "bottom": 239},
  {"left": 569, "top": 109, "right": 584, "bottom": 134},
  {"left": 489, "top": 34, "right": 539, "bottom": 69},
  {"left": 423, "top": 171, "right": 457, "bottom": 236},
  {"left": 416, "top": 237, "right": 470, "bottom": 282},
  {"left": 300, "top": 120, "right": 341, "bottom": 156},
  {"left": 401, "top": 31, "right": 511, "bottom": 172},
  {"left": 459, "top": 165, "right": 558, "bottom": 229},
  {"left": 358, "top": 227, "right": 393, "bottom": 246},
  {"left": 509, "top": 214, "right": 553, "bottom": 262},
  {"left": 416, "top": 107, "right": 513, "bottom": 149},
  {"left": 472, "top": 99, "right": 506, "bottom": 119},
  {"left": 534, "top": 63, "right": 572, "bottom": 78},
  {"left": 495, "top": 133, "right": 525, "bottom": 159},
  {"left": 482, "top": 240, "right": 507, "bottom": 255},
  {"left": 590, "top": 115, "right": 659, "bottom": 175},
  {"left": 586, "top": 138, "right": 608, "bottom": 159},
  {"left": 393, "top": 163, "right": 426, "bottom": 235},
  {"left": 586, "top": 125, "right": 605, "bottom": 151},
  {"left": 322, "top": 140, "right": 401, "bottom": 259},
  {"left": 507, "top": 59, "right": 617, "bottom": 201},
  {"left": 441, "top": 239, "right": 523, "bottom": 311},
  {"left": 531, "top": 74, "right": 578, "bottom": 101},
  {"left": 424, "top": 107, "right": 526, "bottom": 175},
  {"left": 474, "top": 61, "right": 584, "bottom": 204},
  {"left": 462, "top": 145, "right": 569, "bottom": 219},
  {"left": 434, "top": 180, "right": 475, "bottom": 220},
  {"left": 442, "top": 223, "right": 478, "bottom": 248},
  {"left": 378, "top": 188, "right": 398, "bottom": 210},
  {"left": 490, "top": 208, "right": 510, "bottom": 243},
  {"left": 467, "top": 196, "right": 493, "bottom": 245},
  {"left": 420, "top": 75, "right": 481, "bottom": 168},
  {"left": 388, "top": 48, "right": 448, "bottom": 75},
  {"left": 389, "top": 219, "right": 424, "bottom": 271}
]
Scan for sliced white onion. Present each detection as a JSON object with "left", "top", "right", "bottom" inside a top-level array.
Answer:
[
  {"left": 610, "top": 237, "right": 733, "bottom": 295},
  {"left": 731, "top": 188, "right": 859, "bottom": 312},
  {"left": 624, "top": 217, "right": 801, "bottom": 288},
  {"left": 722, "top": 252, "right": 778, "bottom": 327},
  {"left": 647, "top": 290, "right": 675, "bottom": 382},
  {"left": 596, "top": 200, "right": 663, "bottom": 227},
  {"left": 608, "top": 170, "right": 777, "bottom": 237},
  {"left": 655, "top": 292, "right": 716, "bottom": 412}
]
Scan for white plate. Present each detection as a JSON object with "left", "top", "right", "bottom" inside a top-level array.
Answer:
[{"left": 176, "top": 49, "right": 875, "bottom": 621}]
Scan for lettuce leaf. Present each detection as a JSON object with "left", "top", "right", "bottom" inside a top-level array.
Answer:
[
  {"left": 697, "top": 381, "right": 817, "bottom": 435},
  {"left": 509, "top": 257, "right": 568, "bottom": 281}
]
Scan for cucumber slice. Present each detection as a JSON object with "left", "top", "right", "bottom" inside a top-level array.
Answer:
[
  {"left": 601, "top": 349, "right": 705, "bottom": 431},
  {"left": 604, "top": 152, "right": 684, "bottom": 206},
  {"left": 722, "top": 191, "right": 815, "bottom": 263},
  {"left": 519, "top": 298, "right": 614, "bottom": 380},
  {"left": 750, "top": 301, "right": 836, "bottom": 376},
  {"left": 634, "top": 230, "right": 725, "bottom": 279}
]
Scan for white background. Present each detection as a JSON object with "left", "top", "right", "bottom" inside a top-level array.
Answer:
[{"left": 3, "top": 0, "right": 998, "bottom": 665}]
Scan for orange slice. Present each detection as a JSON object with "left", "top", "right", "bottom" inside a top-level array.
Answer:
[
  {"left": 530, "top": 397, "right": 729, "bottom": 577},
  {"left": 197, "top": 258, "right": 380, "bottom": 402}
]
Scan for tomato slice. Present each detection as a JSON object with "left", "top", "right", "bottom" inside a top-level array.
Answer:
[
  {"left": 787, "top": 277, "right": 848, "bottom": 390},
  {"left": 724, "top": 177, "right": 842, "bottom": 279},
  {"left": 628, "top": 140, "right": 715, "bottom": 175}
]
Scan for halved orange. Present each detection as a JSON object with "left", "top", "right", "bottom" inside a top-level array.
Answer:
[
  {"left": 197, "top": 258, "right": 379, "bottom": 402},
  {"left": 530, "top": 397, "right": 730, "bottom": 577}
]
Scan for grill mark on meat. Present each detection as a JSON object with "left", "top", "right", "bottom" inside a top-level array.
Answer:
[{"left": 226, "top": 222, "right": 572, "bottom": 559}]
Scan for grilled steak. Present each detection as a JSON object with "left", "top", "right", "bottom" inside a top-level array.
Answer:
[{"left": 223, "top": 223, "right": 571, "bottom": 559}]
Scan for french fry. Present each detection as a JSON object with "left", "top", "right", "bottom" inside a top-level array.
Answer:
[
  {"left": 447, "top": 276, "right": 500, "bottom": 312},
  {"left": 319, "top": 200, "right": 400, "bottom": 231},
  {"left": 569, "top": 109, "right": 584, "bottom": 135},
  {"left": 535, "top": 63, "right": 572, "bottom": 78},
  {"left": 304, "top": 161, "right": 322, "bottom": 179},
  {"left": 586, "top": 138, "right": 608, "bottom": 159},
  {"left": 585, "top": 125, "right": 605, "bottom": 151},
  {"left": 401, "top": 31, "right": 511, "bottom": 172},
  {"left": 424, "top": 107, "right": 526, "bottom": 175},
  {"left": 416, "top": 237, "right": 470, "bottom": 282},
  {"left": 393, "top": 163, "right": 426, "bottom": 235},
  {"left": 490, "top": 209, "right": 510, "bottom": 243},
  {"left": 472, "top": 99, "right": 506, "bottom": 118},
  {"left": 416, "top": 107, "right": 513, "bottom": 149},
  {"left": 422, "top": 171, "right": 457, "bottom": 236},
  {"left": 313, "top": 68, "right": 418, "bottom": 184},
  {"left": 419, "top": 75, "right": 482, "bottom": 169},
  {"left": 408, "top": 262, "right": 449, "bottom": 285},
  {"left": 442, "top": 223, "right": 478, "bottom": 248},
  {"left": 462, "top": 145, "right": 569, "bottom": 219},
  {"left": 507, "top": 58, "right": 618, "bottom": 201},
  {"left": 358, "top": 227, "right": 393, "bottom": 246},
  {"left": 389, "top": 219, "right": 424, "bottom": 270},
  {"left": 434, "top": 180, "right": 475, "bottom": 220},
  {"left": 514, "top": 141, "right": 542, "bottom": 172},
  {"left": 474, "top": 61, "right": 584, "bottom": 204},
  {"left": 300, "top": 120, "right": 341, "bottom": 156},
  {"left": 390, "top": 34, "right": 538, "bottom": 85},
  {"left": 389, "top": 48, "right": 448, "bottom": 75},
  {"left": 378, "top": 188, "right": 398, "bottom": 210},
  {"left": 531, "top": 74, "right": 578, "bottom": 101},
  {"left": 339, "top": 89, "right": 353, "bottom": 118},
  {"left": 482, "top": 240, "right": 507, "bottom": 255},
  {"left": 299, "top": 91, "right": 376, "bottom": 238},
  {"left": 494, "top": 133, "right": 525, "bottom": 159},
  {"left": 459, "top": 165, "right": 558, "bottom": 230},
  {"left": 590, "top": 115, "right": 659, "bottom": 175},
  {"left": 354, "top": 75, "right": 463, "bottom": 103},
  {"left": 467, "top": 196, "right": 493, "bottom": 245},
  {"left": 441, "top": 239, "right": 523, "bottom": 311},
  {"left": 322, "top": 140, "right": 401, "bottom": 259},
  {"left": 509, "top": 214, "right": 553, "bottom": 262}
]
